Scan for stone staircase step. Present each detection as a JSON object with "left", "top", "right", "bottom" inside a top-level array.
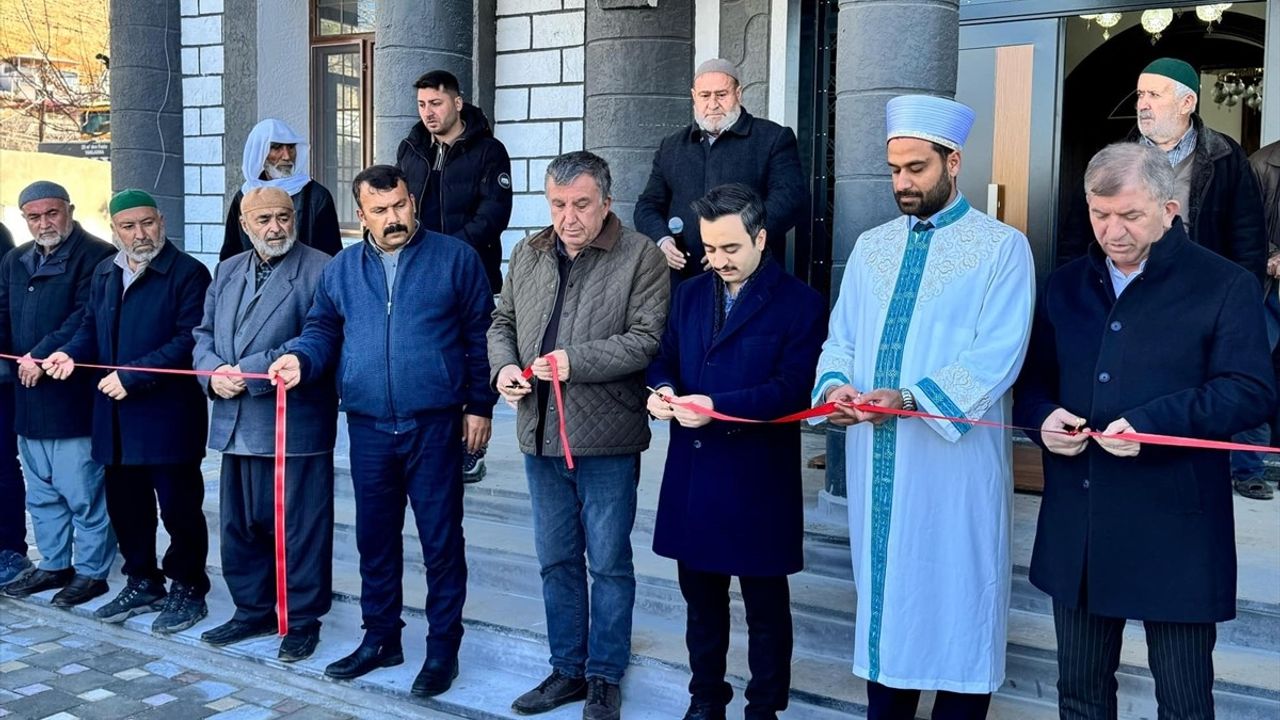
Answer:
[
  {"left": 190, "top": 514, "right": 1265, "bottom": 720},
  {"left": 275, "top": 489, "right": 1280, "bottom": 661},
  {"left": 185, "top": 464, "right": 1280, "bottom": 718}
]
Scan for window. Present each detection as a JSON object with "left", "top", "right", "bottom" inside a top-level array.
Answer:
[
  {"left": 315, "top": 0, "right": 375, "bottom": 36},
  {"left": 311, "top": 1, "right": 374, "bottom": 232}
]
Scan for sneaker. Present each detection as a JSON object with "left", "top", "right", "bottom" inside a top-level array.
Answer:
[
  {"left": 512, "top": 670, "right": 588, "bottom": 714},
  {"left": 582, "top": 677, "right": 621, "bottom": 720},
  {"left": 463, "top": 445, "right": 487, "bottom": 484},
  {"left": 1234, "top": 475, "right": 1274, "bottom": 500},
  {"left": 0, "top": 550, "right": 33, "bottom": 586},
  {"left": 95, "top": 577, "right": 167, "bottom": 623},
  {"left": 152, "top": 583, "right": 207, "bottom": 634}
]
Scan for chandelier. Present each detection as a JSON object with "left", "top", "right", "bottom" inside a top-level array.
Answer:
[
  {"left": 1195, "top": 4, "right": 1232, "bottom": 31},
  {"left": 1212, "top": 70, "right": 1264, "bottom": 111},
  {"left": 1078, "top": 12, "right": 1124, "bottom": 40},
  {"left": 1141, "top": 9, "right": 1174, "bottom": 43},
  {"left": 1079, "top": 5, "right": 1236, "bottom": 44}
]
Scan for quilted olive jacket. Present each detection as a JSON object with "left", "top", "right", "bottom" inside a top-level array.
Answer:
[{"left": 488, "top": 212, "right": 670, "bottom": 456}]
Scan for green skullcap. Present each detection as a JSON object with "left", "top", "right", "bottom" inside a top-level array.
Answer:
[
  {"left": 108, "top": 189, "right": 158, "bottom": 216},
  {"left": 1142, "top": 58, "right": 1200, "bottom": 97}
]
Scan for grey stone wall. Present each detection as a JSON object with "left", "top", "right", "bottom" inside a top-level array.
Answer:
[
  {"left": 109, "top": 0, "right": 186, "bottom": 246},
  {"left": 719, "top": 0, "right": 771, "bottom": 117},
  {"left": 373, "top": 2, "right": 475, "bottom": 164},
  {"left": 584, "top": 0, "right": 694, "bottom": 223}
]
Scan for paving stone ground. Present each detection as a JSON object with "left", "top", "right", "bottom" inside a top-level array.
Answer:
[{"left": 0, "top": 608, "right": 421, "bottom": 720}]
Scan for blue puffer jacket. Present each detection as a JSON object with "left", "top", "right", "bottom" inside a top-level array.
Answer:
[{"left": 291, "top": 226, "right": 497, "bottom": 423}]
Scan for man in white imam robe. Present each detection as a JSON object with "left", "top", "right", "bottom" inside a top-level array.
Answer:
[{"left": 813, "top": 95, "right": 1035, "bottom": 698}]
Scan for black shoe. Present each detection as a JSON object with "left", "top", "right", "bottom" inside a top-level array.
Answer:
[
  {"left": 582, "top": 677, "right": 621, "bottom": 720},
  {"left": 512, "top": 670, "right": 588, "bottom": 714},
  {"left": 324, "top": 642, "right": 404, "bottom": 680},
  {"left": 94, "top": 577, "right": 166, "bottom": 623},
  {"left": 278, "top": 626, "right": 320, "bottom": 662},
  {"left": 152, "top": 582, "right": 207, "bottom": 634},
  {"left": 50, "top": 574, "right": 108, "bottom": 608},
  {"left": 683, "top": 700, "right": 728, "bottom": 720},
  {"left": 2, "top": 567, "right": 73, "bottom": 597},
  {"left": 411, "top": 656, "right": 459, "bottom": 697},
  {"left": 201, "top": 617, "right": 277, "bottom": 646}
]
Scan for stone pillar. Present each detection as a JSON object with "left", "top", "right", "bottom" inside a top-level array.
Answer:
[
  {"left": 373, "top": 0, "right": 474, "bottom": 164},
  {"left": 719, "top": 0, "right": 771, "bottom": 118},
  {"left": 822, "top": 0, "right": 960, "bottom": 510},
  {"left": 584, "top": 0, "right": 694, "bottom": 222},
  {"left": 109, "top": 0, "right": 185, "bottom": 246},
  {"left": 221, "top": 0, "right": 257, "bottom": 207}
]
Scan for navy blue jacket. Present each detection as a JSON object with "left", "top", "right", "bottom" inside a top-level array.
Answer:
[
  {"left": 1014, "top": 220, "right": 1274, "bottom": 623},
  {"left": 291, "top": 226, "right": 498, "bottom": 426},
  {"left": 397, "top": 103, "right": 512, "bottom": 294},
  {"left": 0, "top": 224, "right": 115, "bottom": 438},
  {"left": 634, "top": 109, "right": 807, "bottom": 282},
  {"left": 61, "top": 241, "right": 212, "bottom": 466},
  {"left": 647, "top": 259, "right": 827, "bottom": 576}
]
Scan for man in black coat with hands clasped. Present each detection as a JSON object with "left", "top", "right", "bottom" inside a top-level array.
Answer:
[{"left": 1014, "top": 142, "right": 1275, "bottom": 720}]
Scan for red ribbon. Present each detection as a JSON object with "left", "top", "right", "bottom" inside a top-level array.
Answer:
[
  {"left": 3, "top": 353, "right": 293, "bottom": 635},
  {"left": 654, "top": 391, "right": 1280, "bottom": 454},
  {"left": 519, "top": 358, "right": 574, "bottom": 469}
]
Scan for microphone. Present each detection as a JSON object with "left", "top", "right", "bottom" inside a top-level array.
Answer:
[{"left": 667, "top": 217, "right": 696, "bottom": 277}]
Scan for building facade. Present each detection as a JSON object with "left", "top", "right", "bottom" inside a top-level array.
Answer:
[{"left": 107, "top": 0, "right": 1279, "bottom": 508}]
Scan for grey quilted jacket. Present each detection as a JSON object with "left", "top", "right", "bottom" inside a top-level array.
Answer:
[{"left": 488, "top": 213, "right": 670, "bottom": 456}]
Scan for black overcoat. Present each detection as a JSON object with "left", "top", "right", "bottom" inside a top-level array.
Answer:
[{"left": 1014, "top": 220, "right": 1274, "bottom": 622}]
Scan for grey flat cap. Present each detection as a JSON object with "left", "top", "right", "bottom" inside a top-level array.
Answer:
[
  {"left": 18, "top": 180, "right": 70, "bottom": 207},
  {"left": 694, "top": 58, "right": 739, "bottom": 83}
]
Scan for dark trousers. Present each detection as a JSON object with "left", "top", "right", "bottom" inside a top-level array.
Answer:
[
  {"left": 348, "top": 415, "right": 466, "bottom": 659},
  {"left": 866, "top": 681, "right": 992, "bottom": 720},
  {"left": 0, "top": 384, "right": 26, "bottom": 555},
  {"left": 678, "top": 563, "right": 793, "bottom": 717},
  {"left": 1053, "top": 602, "right": 1217, "bottom": 720},
  {"left": 220, "top": 453, "right": 334, "bottom": 630},
  {"left": 103, "top": 461, "right": 209, "bottom": 595}
]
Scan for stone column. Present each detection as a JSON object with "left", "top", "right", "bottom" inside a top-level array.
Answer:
[
  {"left": 584, "top": 0, "right": 694, "bottom": 222},
  {"left": 719, "top": 0, "right": 771, "bottom": 118},
  {"left": 109, "top": 0, "right": 185, "bottom": 246},
  {"left": 823, "top": 0, "right": 960, "bottom": 510},
  {"left": 373, "top": 0, "right": 474, "bottom": 164}
]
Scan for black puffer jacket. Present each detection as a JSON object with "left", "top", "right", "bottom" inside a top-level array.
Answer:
[{"left": 397, "top": 103, "right": 513, "bottom": 293}]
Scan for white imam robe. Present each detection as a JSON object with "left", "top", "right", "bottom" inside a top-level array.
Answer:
[{"left": 813, "top": 195, "right": 1035, "bottom": 693}]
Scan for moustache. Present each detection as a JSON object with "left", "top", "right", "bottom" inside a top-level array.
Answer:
[
  {"left": 895, "top": 191, "right": 923, "bottom": 200},
  {"left": 384, "top": 223, "right": 409, "bottom": 235}
]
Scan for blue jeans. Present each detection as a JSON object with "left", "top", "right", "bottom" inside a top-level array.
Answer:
[
  {"left": 1230, "top": 424, "right": 1271, "bottom": 480},
  {"left": 348, "top": 414, "right": 466, "bottom": 659},
  {"left": 524, "top": 453, "right": 639, "bottom": 684},
  {"left": 18, "top": 436, "right": 113, "bottom": 578}
]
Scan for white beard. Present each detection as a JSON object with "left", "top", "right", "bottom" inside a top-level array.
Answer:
[
  {"left": 264, "top": 162, "right": 295, "bottom": 180},
  {"left": 249, "top": 230, "right": 298, "bottom": 259},
  {"left": 695, "top": 105, "right": 742, "bottom": 136}
]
